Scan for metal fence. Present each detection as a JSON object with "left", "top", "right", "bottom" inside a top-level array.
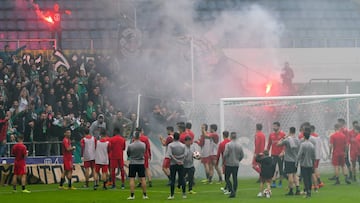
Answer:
[{"left": 4, "top": 140, "right": 63, "bottom": 158}]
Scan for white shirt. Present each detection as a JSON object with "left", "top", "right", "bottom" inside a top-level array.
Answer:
[
  {"left": 83, "top": 136, "right": 96, "bottom": 161},
  {"left": 95, "top": 140, "right": 109, "bottom": 165}
]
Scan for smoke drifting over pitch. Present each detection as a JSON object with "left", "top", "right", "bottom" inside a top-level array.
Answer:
[{"left": 109, "top": 1, "right": 284, "bottom": 103}]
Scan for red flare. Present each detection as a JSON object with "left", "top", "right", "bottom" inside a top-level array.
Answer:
[
  {"left": 265, "top": 82, "right": 272, "bottom": 94},
  {"left": 44, "top": 16, "right": 54, "bottom": 24}
]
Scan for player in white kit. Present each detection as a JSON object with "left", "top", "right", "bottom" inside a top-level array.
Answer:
[
  {"left": 94, "top": 129, "right": 111, "bottom": 190},
  {"left": 81, "top": 128, "right": 97, "bottom": 188}
]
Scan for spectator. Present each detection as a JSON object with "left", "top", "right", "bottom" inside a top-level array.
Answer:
[
  {"left": 0, "top": 45, "right": 26, "bottom": 65},
  {"left": 41, "top": 75, "right": 52, "bottom": 97},
  {"left": 89, "top": 114, "right": 106, "bottom": 139},
  {"left": 24, "top": 119, "right": 35, "bottom": 156},
  {"left": 54, "top": 101, "right": 64, "bottom": 116},
  {"left": 45, "top": 3, "right": 72, "bottom": 49},
  {"left": 0, "top": 80, "right": 9, "bottom": 107},
  {"left": 87, "top": 111, "right": 96, "bottom": 123},
  {"left": 29, "top": 64, "right": 39, "bottom": 82},
  {"left": 9, "top": 82, "right": 22, "bottom": 106},
  {"left": 110, "top": 111, "right": 132, "bottom": 138},
  {"left": 45, "top": 88, "right": 57, "bottom": 108},
  {"left": 280, "top": 62, "right": 294, "bottom": 95},
  {"left": 33, "top": 87, "right": 44, "bottom": 112},
  {"left": 46, "top": 106, "right": 61, "bottom": 156},
  {"left": 86, "top": 100, "right": 95, "bottom": 121},
  {"left": 89, "top": 86, "right": 102, "bottom": 107},
  {"left": 149, "top": 104, "right": 166, "bottom": 136},
  {"left": 129, "top": 113, "right": 137, "bottom": 140},
  {"left": 9, "top": 100, "right": 19, "bottom": 115},
  {"left": 0, "top": 103, "right": 9, "bottom": 157},
  {"left": 33, "top": 112, "right": 47, "bottom": 156},
  {"left": 18, "top": 88, "right": 29, "bottom": 113}
]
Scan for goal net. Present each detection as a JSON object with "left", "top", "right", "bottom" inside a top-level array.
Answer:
[{"left": 182, "top": 94, "right": 360, "bottom": 177}]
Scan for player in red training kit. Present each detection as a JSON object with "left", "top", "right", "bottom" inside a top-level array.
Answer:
[
  {"left": 329, "top": 123, "right": 351, "bottom": 184},
  {"left": 160, "top": 126, "right": 174, "bottom": 185},
  {"left": 337, "top": 118, "right": 352, "bottom": 178},
  {"left": 179, "top": 122, "right": 190, "bottom": 144},
  {"left": 253, "top": 124, "right": 266, "bottom": 175},
  {"left": 110, "top": 127, "right": 126, "bottom": 189},
  {"left": 196, "top": 124, "right": 221, "bottom": 184},
  {"left": 298, "top": 122, "right": 311, "bottom": 140},
  {"left": 208, "top": 124, "right": 222, "bottom": 183},
  {"left": 136, "top": 127, "right": 152, "bottom": 187},
  {"left": 59, "top": 128, "right": 76, "bottom": 190},
  {"left": 185, "top": 122, "right": 195, "bottom": 142},
  {"left": 102, "top": 129, "right": 113, "bottom": 187},
  {"left": 266, "top": 122, "right": 285, "bottom": 188},
  {"left": 355, "top": 127, "right": 360, "bottom": 174},
  {"left": 348, "top": 121, "right": 359, "bottom": 181},
  {"left": 80, "top": 128, "right": 97, "bottom": 188},
  {"left": 216, "top": 131, "right": 231, "bottom": 194},
  {"left": 11, "top": 134, "right": 30, "bottom": 193}
]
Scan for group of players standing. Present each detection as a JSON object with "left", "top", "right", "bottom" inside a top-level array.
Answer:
[
  {"left": 252, "top": 118, "right": 360, "bottom": 198},
  {"left": 160, "top": 122, "right": 244, "bottom": 199},
  {"left": 10, "top": 117, "right": 360, "bottom": 199},
  {"left": 78, "top": 126, "right": 152, "bottom": 200}
]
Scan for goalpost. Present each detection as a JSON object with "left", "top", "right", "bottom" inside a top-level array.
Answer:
[
  {"left": 218, "top": 94, "right": 360, "bottom": 167},
  {"left": 180, "top": 93, "right": 360, "bottom": 176},
  {"left": 220, "top": 94, "right": 360, "bottom": 135}
]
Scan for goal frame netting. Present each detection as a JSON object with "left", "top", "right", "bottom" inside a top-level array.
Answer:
[{"left": 219, "top": 94, "right": 360, "bottom": 134}]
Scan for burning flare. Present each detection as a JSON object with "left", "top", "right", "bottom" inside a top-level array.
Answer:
[
  {"left": 265, "top": 82, "right": 272, "bottom": 94},
  {"left": 31, "top": 0, "right": 54, "bottom": 24},
  {"left": 44, "top": 16, "right": 54, "bottom": 24}
]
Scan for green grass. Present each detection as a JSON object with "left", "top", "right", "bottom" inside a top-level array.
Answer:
[{"left": 1, "top": 174, "right": 359, "bottom": 203}]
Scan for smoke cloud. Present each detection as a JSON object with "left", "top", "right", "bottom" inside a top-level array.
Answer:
[{"left": 107, "top": 0, "right": 284, "bottom": 105}]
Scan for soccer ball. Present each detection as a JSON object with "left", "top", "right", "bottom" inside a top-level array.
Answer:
[
  {"left": 193, "top": 151, "right": 201, "bottom": 160},
  {"left": 263, "top": 189, "right": 271, "bottom": 198}
]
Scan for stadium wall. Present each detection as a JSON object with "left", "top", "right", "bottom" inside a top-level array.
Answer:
[{"left": 224, "top": 48, "right": 360, "bottom": 83}]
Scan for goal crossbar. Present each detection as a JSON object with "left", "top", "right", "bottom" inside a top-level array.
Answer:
[{"left": 220, "top": 94, "right": 360, "bottom": 102}]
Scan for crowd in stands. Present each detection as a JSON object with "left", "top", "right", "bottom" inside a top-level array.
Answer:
[{"left": 0, "top": 46, "right": 185, "bottom": 157}]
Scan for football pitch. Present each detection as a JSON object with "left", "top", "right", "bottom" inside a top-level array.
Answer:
[{"left": 1, "top": 175, "right": 359, "bottom": 203}]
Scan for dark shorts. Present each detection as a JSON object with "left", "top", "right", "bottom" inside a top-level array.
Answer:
[
  {"left": 284, "top": 161, "right": 297, "bottom": 174},
  {"left": 129, "top": 164, "right": 145, "bottom": 178},
  {"left": 260, "top": 176, "right": 272, "bottom": 183},
  {"left": 272, "top": 155, "right": 284, "bottom": 176}
]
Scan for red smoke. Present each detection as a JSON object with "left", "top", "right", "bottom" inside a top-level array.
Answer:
[{"left": 30, "top": 0, "right": 54, "bottom": 24}]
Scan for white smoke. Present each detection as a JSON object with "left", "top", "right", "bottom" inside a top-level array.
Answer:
[{"left": 107, "top": 1, "right": 285, "bottom": 102}]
